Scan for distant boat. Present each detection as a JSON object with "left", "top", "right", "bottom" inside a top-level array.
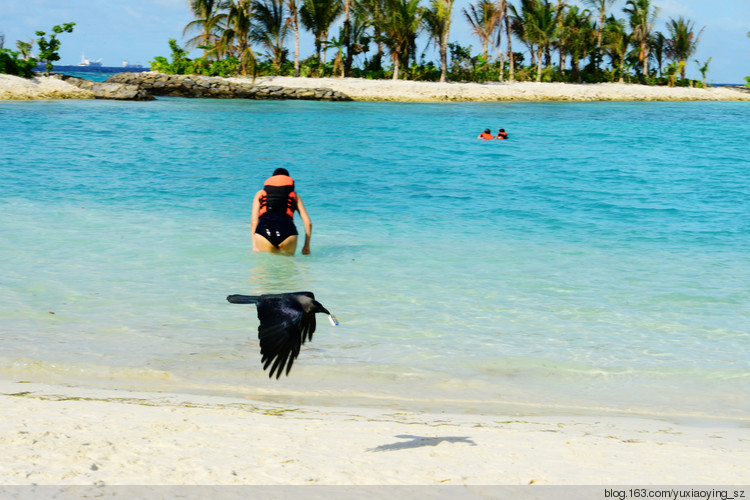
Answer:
[
  {"left": 122, "top": 61, "right": 143, "bottom": 69},
  {"left": 78, "top": 53, "right": 103, "bottom": 67}
]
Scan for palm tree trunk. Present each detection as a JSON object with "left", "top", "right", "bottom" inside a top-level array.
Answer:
[
  {"left": 392, "top": 52, "right": 400, "bottom": 80},
  {"left": 497, "top": 49, "right": 505, "bottom": 82},
  {"left": 504, "top": 11, "right": 514, "bottom": 81},
  {"left": 536, "top": 47, "right": 543, "bottom": 82},
  {"left": 321, "top": 32, "right": 327, "bottom": 67},
  {"left": 344, "top": 0, "right": 353, "bottom": 76},
  {"left": 294, "top": 22, "right": 300, "bottom": 77},
  {"left": 440, "top": 30, "right": 449, "bottom": 82},
  {"left": 315, "top": 38, "right": 323, "bottom": 76}
]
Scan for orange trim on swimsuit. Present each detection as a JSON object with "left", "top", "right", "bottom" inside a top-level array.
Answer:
[{"left": 258, "top": 175, "right": 296, "bottom": 218}]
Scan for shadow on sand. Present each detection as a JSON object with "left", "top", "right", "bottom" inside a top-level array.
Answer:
[{"left": 367, "top": 435, "right": 477, "bottom": 452}]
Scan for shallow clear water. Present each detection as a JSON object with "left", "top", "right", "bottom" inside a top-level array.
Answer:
[{"left": 1, "top": 97, "right": 749, "bottom": 421}]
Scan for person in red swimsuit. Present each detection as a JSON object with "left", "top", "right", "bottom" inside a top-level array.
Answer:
[
  {"left": 251, "top": 168, "right": 312, "bottom": 255},
  {"left": 478, "top": 128, "right": 494, "bottom": 140}
]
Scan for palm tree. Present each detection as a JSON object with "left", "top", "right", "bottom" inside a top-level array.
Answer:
[
  {"left": 694, "top": 57, "right": 711, "bottom": 88},
  {"left": 665, "top": 16, "right": 703, "bottom": 80},
  {"left": 623, "top": 0, "right": 658, "bottom": 79},
  {"left": 285, "top": 0, "right": 301, "bottom": 76},
  {"left": 251, "top": 0, "right": 289, "bottom": 72},
  {"left": 422, "top": 0, "right": 454, "bottom": 82},
  {"left": 184, "top": 0, "right": 228, "bottom": 56},
  {"left": 492, "top": 0, "right": 507, "bottom": 82},
  {"left": 352, "top": 0, "right": 383, "bottom": 69},
  {"left": 650, "top": 31, "right": 666, "bottom": 77},
  {"left": 463, "top": 0, "right": 502, "bottom": 61},
  {"left": 509, "top": 0, "right": 531, "bottom": 67},
  {"left": 500, "top": 0, "right": 514, "bottom": 81},
  {"left": 558, "top": 5, "right": 594, "bottom": 83},
  {"left": 520, "top": 0, "right": 558, "bottom": 82},
  {"left": 350, "top": 0, "right": 383, "bottom": 71},
  {"left": 323, "top": 31, "right": 347, "bottom": 75},
  {"left": 300, "top": 0, "right": 344, "bottom": 72},
  {"left": 582, "top": 0, "right": 616, "bottom": 69},
  {"left": 16, "top": 39, "right": 34, "bottom": 60},
  {"left": 603, "top": 15, "right": 631, "bottom": 83},
  {"left": 214, "top": 0, "right": 256, "bottom": 74},
  {"left": 372, "top": 0, "right": 422, "bottom": 80},
  {"left": 341, "top": 0, "right": 356, "bottom": 76}
]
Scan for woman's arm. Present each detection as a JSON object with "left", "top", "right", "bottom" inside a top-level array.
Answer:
[
  {"left": 250, "top": 190, "right": 262, "bottom": 251},
  {"left": 295, "top": 194, "right": 313, "bottom": 255}
]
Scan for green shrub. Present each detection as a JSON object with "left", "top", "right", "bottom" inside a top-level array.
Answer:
[
  {"left": 0, "top": 48, "right": 37, "bottom": 78},
  {"left": 150, "top": 39, "right": 241, "bottom": 77}
]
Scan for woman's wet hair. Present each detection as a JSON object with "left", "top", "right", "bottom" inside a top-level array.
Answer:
[{"left": 273, "top": 168, "right": 290, "bottom": 176}]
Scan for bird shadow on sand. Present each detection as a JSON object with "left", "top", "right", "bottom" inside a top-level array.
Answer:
[{"left": 367, "top": 435, "right": 477, "bottom": 452}]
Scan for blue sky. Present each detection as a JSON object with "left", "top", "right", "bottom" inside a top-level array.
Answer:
[{"left": 1, "top": 0, "right": 748, "bottom": 83}]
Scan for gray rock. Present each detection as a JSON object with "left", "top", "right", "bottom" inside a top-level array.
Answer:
[
  {"left": 60, "top": 75, "right": 155, "bottom": 101},
  {"left": 103, "top": 72, "right": 353, "bottom": 101}
]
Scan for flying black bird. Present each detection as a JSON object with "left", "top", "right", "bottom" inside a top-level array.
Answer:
[{"left": 227, "top": 292, "right": 338, "bottom": 379}]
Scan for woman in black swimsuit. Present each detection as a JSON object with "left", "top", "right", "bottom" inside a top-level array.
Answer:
[{"left": 251, "top": 168, "right": 312, "bottom": 255}]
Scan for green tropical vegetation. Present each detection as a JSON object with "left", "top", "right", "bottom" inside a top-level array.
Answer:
[
  {"left": 147, "top": 0, "right": 723, "bottom": 86},
  {"left": 0, "top": 44, "right": 38, "bottom": 78},
  {"left": 0, "top": 23, "right": 75, "bottom": 78},
  {"left": 36, "top": 23, "right": 76, "bottom": 76}
]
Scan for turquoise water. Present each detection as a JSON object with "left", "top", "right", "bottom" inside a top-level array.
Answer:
[{"left": 1, "top": 98, "right": 749, "bottom": 421}]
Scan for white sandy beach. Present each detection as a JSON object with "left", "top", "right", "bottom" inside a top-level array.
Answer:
[
  {"left": 2, "top": 72, "right": 750, "bottom": 101},
  {"left": 0, "top": 381, "right": 748, "bottom": 485},
  {"left": 248, "top": 75, "right": 750, "bottom": 102}
]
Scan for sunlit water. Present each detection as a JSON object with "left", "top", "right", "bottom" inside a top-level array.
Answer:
[{"left": 1, "top": 97, "right": 749, "bottom": 422}]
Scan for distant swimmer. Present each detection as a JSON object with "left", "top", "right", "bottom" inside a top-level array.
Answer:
[
  {"left": 251, "top": 168, "right": 312, "bottom": 255},
  {"left": 478, "top": 128, "right": 494, "bottom": 140},
  {"left": 496, "top": 128, "right": 508, "bottom": 140}
]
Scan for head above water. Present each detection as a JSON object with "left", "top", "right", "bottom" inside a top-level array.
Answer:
[
  {"left": 484, "top": 128, "right": 491, "bottom": 134},
  {"left": 499, "top": 128, "right": 505, "bottom": 132},
  {"left": 273, "top": 168, "right": 290, "bottom": 177}
]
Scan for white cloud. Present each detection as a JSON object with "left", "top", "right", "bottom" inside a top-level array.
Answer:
[
  {"left": 654, "top": 0, "right": 695, "bottom": 20},
  {"left": 124, "top": 6, "right": 144, "bottom": 19}
]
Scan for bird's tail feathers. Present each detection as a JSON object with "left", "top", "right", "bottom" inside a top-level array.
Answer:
[{"left": 227, "top": 294, "right": 261, "bottom": 304}]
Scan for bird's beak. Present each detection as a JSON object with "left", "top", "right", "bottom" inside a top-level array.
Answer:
[{"left": 314, "top": 300, "right": 338, "bottom": 326}]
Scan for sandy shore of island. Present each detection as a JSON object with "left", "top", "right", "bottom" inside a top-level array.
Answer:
[
  {"left": 0, "top": 73, "right": 93, "bottom": 100},
  {"left": 3, "top": 72, "right": 750, "bottom": 102},
  {"left": 0, "top": 380, "right": 748, "bottom": 486},
  {"left": 246, "top": 76, "right": 750, "bottom": 102}
]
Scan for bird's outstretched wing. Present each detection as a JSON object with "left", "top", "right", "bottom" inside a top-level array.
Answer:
[{"left": 257, "top": 295, "right": 318, "bottom": 379}]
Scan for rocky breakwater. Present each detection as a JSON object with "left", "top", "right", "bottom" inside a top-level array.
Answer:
[
  {"left": 107, "top": 72, "right": 353, "bottom": 101},
  {"left": 59, "top": 75, "right": 155, "bottom": 101}
]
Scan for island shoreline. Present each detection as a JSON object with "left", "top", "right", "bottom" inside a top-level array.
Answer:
[{"left": 2, "top": 72, "right": 750, "bottom": 102}]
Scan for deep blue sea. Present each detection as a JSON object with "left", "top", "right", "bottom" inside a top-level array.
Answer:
[{"left": 1, "top": 95, "right": 748, "bottom": 423}]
